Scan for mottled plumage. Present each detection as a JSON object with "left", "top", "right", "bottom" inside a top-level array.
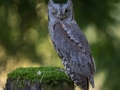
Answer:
[{"left": 48, "top": 0, "right": 96, "bottom": 90}]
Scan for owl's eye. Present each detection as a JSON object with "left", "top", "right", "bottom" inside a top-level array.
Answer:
[
  {"left": 65, "top": 9, "right": 70, "bottom": 14},
  {"left": 52, "top": 8, "right": 57, "bottom": 14}
]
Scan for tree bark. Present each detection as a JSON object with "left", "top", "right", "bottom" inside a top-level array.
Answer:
[
  {"left": 4, "top": 78, "right": 74, "bottom": 90},
  {"left": 4, "top": 66, "right": 74, "bottom": 90}
]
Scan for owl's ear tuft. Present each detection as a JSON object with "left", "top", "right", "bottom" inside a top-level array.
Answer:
[
  {"left": 49, "top": 0, "right": 54, "bottom": 6},
  {"left": 67, "top": 0, "right": 72, "bottom": 4},
  {"left": 67, "top": 0, "right": 73, "bottom": 9}
]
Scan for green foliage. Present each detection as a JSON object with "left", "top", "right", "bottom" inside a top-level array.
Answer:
[
  {"left": 7, "top": 66, "right": 71, "bottom": 83},
  {"left": 0, "top": 0, "right": 120, "bottom": 90}
]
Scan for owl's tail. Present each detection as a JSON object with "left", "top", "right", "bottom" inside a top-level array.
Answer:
[
  {"left": 78, "top": 77, "right": 89, "bottom": 90},
  {"left": 71, "top": 74, "right": 89, "bottom": 90},
  {"left": 89, "top": 75, "right": 95, "bottom": 88}
]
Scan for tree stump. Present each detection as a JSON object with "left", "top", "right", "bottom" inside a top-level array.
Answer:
[{"left": 4, "top": 66, "right": 74, "bottom": 90}]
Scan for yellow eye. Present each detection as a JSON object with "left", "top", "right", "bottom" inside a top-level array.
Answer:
[{"left": 52, "top": 8, "right": 57, "bottom": 14}]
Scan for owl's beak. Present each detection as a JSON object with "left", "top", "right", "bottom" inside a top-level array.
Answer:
[{"left": 57, "top": 14, "right": 66, "bottom": 21}]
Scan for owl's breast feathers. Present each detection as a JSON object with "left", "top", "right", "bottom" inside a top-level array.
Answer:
[{"left": 51, "top": 22, "right": 95, "bottom": 88}]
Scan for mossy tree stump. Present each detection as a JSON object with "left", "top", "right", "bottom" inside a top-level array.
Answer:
[{"left": 4, "top": 66, "right": 74, "bottom": 90}]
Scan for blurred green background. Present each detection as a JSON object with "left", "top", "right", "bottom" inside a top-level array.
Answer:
[{"left": 0, "top": 0, "right": 120, "bottom": 90}]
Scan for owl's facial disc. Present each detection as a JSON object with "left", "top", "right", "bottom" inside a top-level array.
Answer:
[
  {"left": 51, "top": 7, "right": 68, "bottom": 21},
  {"left": 57, "top": 10, "right": 67, "bottom": 21},
  {"left": 56, "top": 7, "right": 72, "bottom": 21},
  {"left": 48, "top": 0, "right": 73, "bottom": 21}
]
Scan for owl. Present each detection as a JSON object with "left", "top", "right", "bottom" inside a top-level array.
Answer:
[{"left": 48, "top": 0, "right": 96, "bottom": 90}]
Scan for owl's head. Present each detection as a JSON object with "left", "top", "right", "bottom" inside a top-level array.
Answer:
[{"left": 48, "top": 0, "right": 74, "bottom": 22}]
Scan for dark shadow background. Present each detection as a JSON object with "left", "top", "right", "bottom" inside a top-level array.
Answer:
[{"left": 0, "top": 0, "right": 120, "bottom": 90}]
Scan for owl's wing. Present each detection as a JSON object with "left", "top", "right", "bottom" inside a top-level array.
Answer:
[
  {"left": 52, "top": 22, "right": 95, "bottom": 88},
  {"left": 62, "top": 21, "right": 96, "bottom": 71},
  {"left": 62, "top": 21, "right": 89, "bottom": 52}
]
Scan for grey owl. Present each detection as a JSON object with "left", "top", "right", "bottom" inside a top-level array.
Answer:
[{"left": 48, "top": 0, "right": 96, "bottom": 90}]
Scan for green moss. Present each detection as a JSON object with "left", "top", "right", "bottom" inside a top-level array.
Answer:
[{"left": 7, "top": 66, "right": 72, "bottom": 83}]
